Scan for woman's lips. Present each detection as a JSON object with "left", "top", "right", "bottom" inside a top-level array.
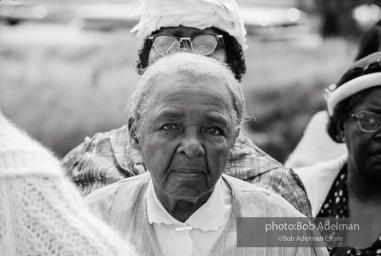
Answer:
[
  {"left": 172, "top": 168, "right": 206, "bottom": 178},
  {"left": 369, "top": 147, "right": 381, "bottom": 163},
  {"left": 173, "top": 167, "right": 205, "bottom": 172},
  {"left": 371, "top": 153, "right": 381, "bottom": 162},
  {"left": 372, "top": 147, "right": 381, "bottom": 154}
]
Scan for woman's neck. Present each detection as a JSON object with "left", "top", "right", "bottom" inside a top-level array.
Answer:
[
  {"left": 348, "top": 190, "right": 381, "bottom": 242},
  {"left": 348, "top": 178, "right": 381, "bottom": 217},
  {"left": 347, "top": 167, "right": 381, "bottom": 242},
  {"left": 347, "top": 164, "right": 381, "bottom": 203},
  {"left": 154, "top": 188, "right": 213, "bottom": 222}
]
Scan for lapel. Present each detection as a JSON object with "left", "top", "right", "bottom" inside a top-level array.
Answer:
[
  {"left": 140, "top": 207, "right": 163, "bottom": 256},
  {"left": 211, "top": 175, "right": 270, "bottom": 255},
  {"left": 295, "top": 155, "right": 347, "bottom": 216},
  {"left": 108, "top": 174, "right": 162, "bottom": 256}
]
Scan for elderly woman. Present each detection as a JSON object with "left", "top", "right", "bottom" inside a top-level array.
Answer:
[
  {"left": 63, "top": 0, "right": 311, "bottom": 217},
  {"left": 86, "top": 53, "right": 327, "bottom": 256},
  {"left": 295, "top": 52, "right": 381, "bottom": 255}
]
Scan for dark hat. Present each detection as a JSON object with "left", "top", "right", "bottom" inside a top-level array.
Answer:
[{"left": 355, "top": 19, "right": 381, "bottom": 61}]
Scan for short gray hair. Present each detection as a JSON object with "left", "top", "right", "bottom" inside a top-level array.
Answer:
[{"left": 126, "top": 52, "right": 246, "bottom": 139}]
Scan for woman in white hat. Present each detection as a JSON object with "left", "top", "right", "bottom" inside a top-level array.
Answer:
[
  {"left": 131, "top": 0, "right": 247, "bottom": 81},
  {"left": 295, "top": 52, "right": 381, "bottom": 255}
]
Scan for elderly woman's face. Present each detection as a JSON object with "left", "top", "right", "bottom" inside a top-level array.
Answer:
[
  {"left": 344, "top": 87, "right": 381, "bottom": 179},
  {"left": 136, "top": 73, "right": 234, "bottom": 201},
  {"left": 148, "top": 26, "right": 227, "bottom": 64}
]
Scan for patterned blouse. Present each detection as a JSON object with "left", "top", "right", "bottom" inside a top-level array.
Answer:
[
  {"left": 317, "top": 165, "right": 381, "bottom": 256},
  {"left": 61, "top": 125, "right": 312, "bottom": 217}
]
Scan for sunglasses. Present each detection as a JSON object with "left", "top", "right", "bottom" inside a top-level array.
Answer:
[
  {"left": 148, "top": 34, "right": 224, "bottom": 56},
  {"left": 349, "top": 111, "right": 381, "bottom": 133}
]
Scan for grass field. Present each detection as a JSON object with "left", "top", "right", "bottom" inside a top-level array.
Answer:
[{"left": 0, "top": 24, "right": 357, "bottom": 162}]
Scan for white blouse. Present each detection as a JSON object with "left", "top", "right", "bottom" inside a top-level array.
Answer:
[{"left": 146, "top": 178, "right": 232, "bottom": 256}]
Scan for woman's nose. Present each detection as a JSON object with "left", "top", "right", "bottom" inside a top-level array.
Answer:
[
  {"left": 179, "top": 38, "right": 192, "bottom": 52},
  {"left": 177, "top": 131, "right": 205, "bottom": 158}
]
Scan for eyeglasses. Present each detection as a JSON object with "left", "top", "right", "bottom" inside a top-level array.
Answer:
[
  {"left": 349, "top": 111, "right": 381, "bottom": 133},
  {"left": 147, "top": 34, "right": 224, "bottom": 56},
  {"left": 338, "top": 59, "right": 381, "bottom": 86}
]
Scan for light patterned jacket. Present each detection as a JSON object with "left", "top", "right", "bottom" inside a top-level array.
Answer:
[{"left": 85, "top": 173, "right": 328, "bottom": 256}]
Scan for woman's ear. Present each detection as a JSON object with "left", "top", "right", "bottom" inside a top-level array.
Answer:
[
  {"left": 230, "top": 128, "right": 240, "bottom": 150},
  {"left": 340, "top": 123, "right": 346, "bottom": 142},
  {"left": 235, "top": 128, "right": 240, "bottom": 141},
  {"left": 128, "top": 117, "right": 140, "bottom": 151}
]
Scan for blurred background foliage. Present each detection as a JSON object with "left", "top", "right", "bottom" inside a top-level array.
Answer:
[{"left": 0, "top": 0, "right": 378, "bottom": 163}]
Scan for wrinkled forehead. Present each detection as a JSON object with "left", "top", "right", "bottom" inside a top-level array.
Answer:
[
  {"left": 138, "top": 52, "right": 238, "bottom": 109},
  {"left": 153, "top": 70, "right": 229, "bottom": 96},
  {"left": 147, "top": 71, "right": 233, "bottom": 110}
]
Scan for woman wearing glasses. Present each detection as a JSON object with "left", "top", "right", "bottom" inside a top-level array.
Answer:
[
  {"left": 130, "top": 0, "right": 247, "bottom": 81},
  {"left": 62, "top": 0, "right": 311, "bottom": 217},
  {"left": 295, "top": 52, "right": 381, "bottom": 255}
]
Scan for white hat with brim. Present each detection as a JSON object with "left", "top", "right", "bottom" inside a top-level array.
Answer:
[
  {"left": 130, "top": 0, "right": 247, "bottom": 50},
  {"left": 327, "top": 73, "right": 381, "bottom": 116},
  {"left": 326, "top": 52, "right": 381, "bottom": 116}
]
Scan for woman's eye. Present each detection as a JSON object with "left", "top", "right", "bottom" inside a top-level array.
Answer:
[
  {"left": 162, "top": 124, "right": 178, "bottom": 130},
  {"left": 364, "top": 117, "right": 376, "bottom": 124},
  {"left": 205, "top": 127, "right": 223, "bottom": 135},
  {"left": 359, "top": 113, "right": 378, "bottom": 124}
]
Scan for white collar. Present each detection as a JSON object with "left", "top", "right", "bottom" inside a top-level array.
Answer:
[
  {"left": 146, "top": 178, "right": 225, "bottom": 232},
  {"left": 295, "top": 154, "right": 348, "bottom": 216}
]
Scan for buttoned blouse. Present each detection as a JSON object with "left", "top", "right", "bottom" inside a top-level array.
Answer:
[{"left": 146, "top": 179, "right": 232, "bottom": 256}]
